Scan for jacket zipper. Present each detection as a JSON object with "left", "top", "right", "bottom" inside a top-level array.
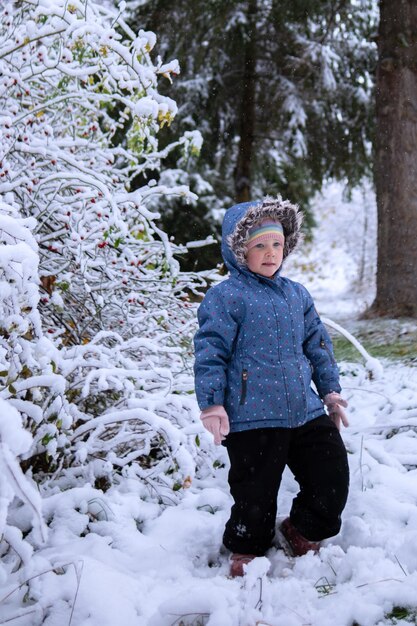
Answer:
[{"left": 240, "top": 369, "right": 248, "bottom": 405}]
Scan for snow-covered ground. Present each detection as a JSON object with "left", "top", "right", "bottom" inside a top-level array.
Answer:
[
  {"left": 284, "top": 180, "right": 377, "bottom": 319},
  {"left": 2, "top": 183, "right": 417, "bottom": 626}
]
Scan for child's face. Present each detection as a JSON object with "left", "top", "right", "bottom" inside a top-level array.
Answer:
[{"left": 245, "top": 239, "right": 284, "bottom": 277}]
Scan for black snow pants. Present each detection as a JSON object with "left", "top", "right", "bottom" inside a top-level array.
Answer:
[{"left": 222, "top": 415, "right": 349, "bottom": 556}]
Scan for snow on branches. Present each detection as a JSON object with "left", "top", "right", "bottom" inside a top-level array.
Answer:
[
  {"left": 0, "top": 203, "right": 57, "bottom": 583},
  {"left": 0, "top": 0, "right": 210, "bottom": 571},
  {"left": 0, "top": 0, "right": 203, "bottom": 345}
]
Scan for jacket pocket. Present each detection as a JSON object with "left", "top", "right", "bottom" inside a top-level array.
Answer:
[{"left": 240, "top": 369, "right": 248, "bottom": 405}]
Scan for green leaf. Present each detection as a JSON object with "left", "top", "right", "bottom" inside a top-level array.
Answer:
[
  {"left": 41, "top": 433, "right": 54, "bottom": 446},
  {"left": 195, "top": 434, "right": 200, "bottom": 447}
]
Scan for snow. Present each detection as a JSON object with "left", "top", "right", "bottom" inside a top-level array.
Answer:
[
  {"left": 0, "top": 399, "right": 32, "bottom": 455},
  {"left": 2, "top": 181, "right": 417, "bottom": 625},
  {"left": 0, "top": 399, "right": 48, "bottom": 547},
  {"left": 283, "top": 180, "right": 377, "bottom": 319},
  {"left": 321, "top": 316, "right": 384, "bottom": 380}
]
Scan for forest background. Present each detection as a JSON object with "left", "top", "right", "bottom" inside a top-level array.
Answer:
[{"left": 1, "top": 0, "right": 417, "bottom": 624}]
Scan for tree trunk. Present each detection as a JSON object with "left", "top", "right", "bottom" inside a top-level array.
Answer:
[
  {"left": 234, "top": 0, "right": 257, "bottom": 203},
  {"left": 367, "top": 0, "right": 417, "bottom": 317}
]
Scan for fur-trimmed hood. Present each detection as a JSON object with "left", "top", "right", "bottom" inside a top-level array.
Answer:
[{"left": 221, "top": 196, "right": 304, "bottom": 275}]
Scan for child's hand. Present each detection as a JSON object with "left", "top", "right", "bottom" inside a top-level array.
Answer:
[
  {"left": 324, "top": 392, "right": 349, "bottom": 431},
  {"left": 200, "top": 405, "right": 230, "bottom": 445}
]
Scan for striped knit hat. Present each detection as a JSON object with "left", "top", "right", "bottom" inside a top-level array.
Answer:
[{"left": 245, "top": 219, "right": 284, "bottom": 251}]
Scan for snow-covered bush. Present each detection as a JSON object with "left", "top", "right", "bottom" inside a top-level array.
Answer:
[
  {"left": 0, "top": 202, "right": 208, "bottom": 588},
  {"left": 0, "top": 203, "right": 59, "bottom": 581},
  {"left": 0, "top": 0, "right": 203, "bottom": 345},
  {"left": 0, "top": 0, "right": 211, "bottom": 559}
]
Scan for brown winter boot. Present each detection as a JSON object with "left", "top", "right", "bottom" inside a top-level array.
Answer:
[
  {"left": 280, "top": 517, "right": 321, "bottom": 556},
  {"left": 229, "top": 553, "right": 257, "bottom": 577}
]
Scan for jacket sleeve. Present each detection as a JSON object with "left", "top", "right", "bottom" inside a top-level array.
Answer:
[
  {"left": 301, "top": 286, "right": 341, "bottom": 398},
  {"left": 193, "top": 286, "right": 242, "bottom": 410}
]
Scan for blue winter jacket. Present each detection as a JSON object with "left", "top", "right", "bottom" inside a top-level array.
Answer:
[{"left": 194, "top": 200, "right": 341, "bottom": 432}]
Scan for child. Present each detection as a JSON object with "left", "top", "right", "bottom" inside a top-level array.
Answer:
[{"left": 194, "top": 196, "right": 349, "bottom": 577}]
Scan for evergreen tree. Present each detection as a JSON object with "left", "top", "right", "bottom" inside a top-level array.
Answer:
[{"left": 129, "top": 0, "right": 377, "bottom": 269}]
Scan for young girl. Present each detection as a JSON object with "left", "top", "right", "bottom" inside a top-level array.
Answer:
[{"left": 194, "top": 196, "right": 349, "bottom": 577}]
